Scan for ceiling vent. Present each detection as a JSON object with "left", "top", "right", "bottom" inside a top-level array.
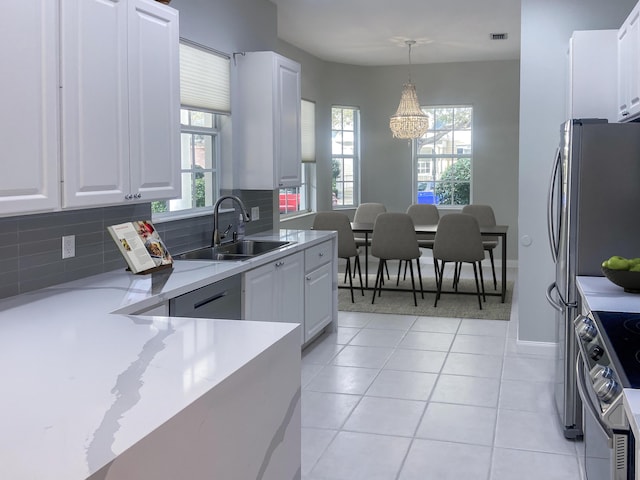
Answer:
[{"left": 490, "top": 33, "right": 508, "bottom": 40}]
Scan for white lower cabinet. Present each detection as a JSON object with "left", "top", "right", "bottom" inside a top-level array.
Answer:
[
  {"left": 304, "top": 240, "right": 334, "bottom": 343},
  {"left": 243, "top": 251, "right": 305, "bottom": 345},
  {"left": 243, "top": 239, "right": 337, "bottom": 347},
  {"left": 304, "top": 262, "right": 333, "bottom": 342}
]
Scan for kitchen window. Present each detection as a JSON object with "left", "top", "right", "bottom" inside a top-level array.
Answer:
[
  {"left": 414, "top": 105, "right": 472, "bottom": 206},
  {"left": 153, "top": 40, "right": 229, "bottom": 219},
  {"left": 280, "top": 99, "right": 316, "bottom": 217},
  {"left": 332, "top": 106, "right": 360, "bottom": 208},
  {"left": 152, "top": 109, "right": 221, "bottom": 216}
]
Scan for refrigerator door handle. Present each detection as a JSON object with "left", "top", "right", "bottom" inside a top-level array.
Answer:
[
  {"left": 546, "top": 281, "right": 577, "bottom": 311},
  {"left": 547, "top": 147, "right": 561, "bottom": 263},
  {"left": 546, "top": 281, "right": 563, "bottom": 312}
]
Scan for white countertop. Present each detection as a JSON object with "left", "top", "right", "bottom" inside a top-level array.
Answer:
[
  {"left": 576, "top": 275, "right": 640, "bottom": 313},
  {"left": 0, "top": 229, "right": 333, "bottom": 480},
  {"left": 577, "top": 276, "right": 640, "bottom": 450}
]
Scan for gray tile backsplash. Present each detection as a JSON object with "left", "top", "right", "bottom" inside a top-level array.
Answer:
[{"left": 0, "top": 190, "right": 274, "bottom": 300}]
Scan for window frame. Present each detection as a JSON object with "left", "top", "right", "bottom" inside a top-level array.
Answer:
[
  {"left": 279, "top": 99, "right": 316, "bottom": 219},
  {"left": 413, "top": 105, "right": 473, "bottom": 207},
  {"left": 331, "top": 105, "right": 360, "bottom": 209},
  {"left": 279, "top": 163, "right": 313, "bottom": 218},
  {"left": 152, "top": 108, "right": 222, "bottom": 220}
]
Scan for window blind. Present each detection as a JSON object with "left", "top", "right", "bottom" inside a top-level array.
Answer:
[
  {"left": 179, "top": 42, "right": 230, "bottom": 114},
  {"left": 301, "top": 99, "right": 316, "bottom": 162}
]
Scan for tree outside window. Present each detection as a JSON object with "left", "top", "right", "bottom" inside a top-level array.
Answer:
[
  {"left": 414, "top": 106, "right": 472, "bottom": 206},
  {"left": 152, "top": 108, "right": 220, "bottom": 216}
]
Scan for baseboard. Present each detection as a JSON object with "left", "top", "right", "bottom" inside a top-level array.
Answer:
[{"left": 512, "top": 340, "right": 557, "bottom": 357}]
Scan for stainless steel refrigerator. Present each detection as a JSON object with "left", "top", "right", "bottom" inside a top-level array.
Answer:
[{"left": 546, "top": 118, "right": 640, "bottom": 439}]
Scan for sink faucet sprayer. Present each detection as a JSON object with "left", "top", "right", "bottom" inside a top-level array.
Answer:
[{"left": 212, "top": 195, "right": 251, "bottom": 246}]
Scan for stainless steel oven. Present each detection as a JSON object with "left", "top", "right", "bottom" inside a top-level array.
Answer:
[{"left": 574, "top": 312, "right": 636, "bottom": 480}]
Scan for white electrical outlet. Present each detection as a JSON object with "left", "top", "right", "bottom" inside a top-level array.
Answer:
[
  {"left": 251, "top": 206, "right": 260, "bottom": 221},
  {"left": 62, "top": 235, "right": 75, "bottom": 259}
]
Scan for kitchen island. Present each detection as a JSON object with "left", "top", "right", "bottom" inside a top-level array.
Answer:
[
  {"left": 577, "top": 275, "right": 640, "bottom": 478},
  {"left": 0, "top": 229, "right": 335, "bottom": 479}
]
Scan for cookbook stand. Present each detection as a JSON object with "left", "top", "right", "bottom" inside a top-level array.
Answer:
[{"left": 125, "top": 263, "right": 173, "bottom": 275}]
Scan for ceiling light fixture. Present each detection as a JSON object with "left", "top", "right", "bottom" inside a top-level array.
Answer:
[{"left": 389, "top": 40, "right": 429, "bottom": 140}]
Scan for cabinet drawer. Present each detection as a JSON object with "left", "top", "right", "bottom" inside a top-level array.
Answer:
[{"left": 305, "top": 241, "right": 332, "bottom": 272}]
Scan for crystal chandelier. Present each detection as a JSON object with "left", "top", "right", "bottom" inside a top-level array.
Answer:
[{"left": 389, "top": 40, "right": 429, "bottom": 139}]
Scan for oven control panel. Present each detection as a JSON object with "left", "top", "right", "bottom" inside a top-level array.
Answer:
[{"left": 573, "top": 314, "right": 628, "bottom": 429}]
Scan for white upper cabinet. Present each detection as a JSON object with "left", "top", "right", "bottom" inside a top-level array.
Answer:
[
  {"left": 234, "top": 52, "right": 302, "bottom": 190},
  {"left": 0, "top": 1, "right": 60, "bottom": 216},
  {"left": 61, "top": 0, "right": 180, "bottom": 208},
  {"left": 567, "top": 30, "right": 618, "bottom": 122},
  {"left": 618, "top": 2, "right": 640, "bottom": 121}
]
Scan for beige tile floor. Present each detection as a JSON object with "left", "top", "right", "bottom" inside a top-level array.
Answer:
[{"left": 300, "top": 265, "right": 585, "bottom": 480}]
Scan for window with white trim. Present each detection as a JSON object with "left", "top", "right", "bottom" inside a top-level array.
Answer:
[
  {"left": 152, "top": 41, "right": 230, "bottom": 218},
  {"left": 280, "top": 99, "right": 316, "bottom": 217},
  {"left": 414, "top": 105, "right": 472, "bottom": 206},
  {"left": 332, "top": 106, "right": 359, "bottom": 208}
]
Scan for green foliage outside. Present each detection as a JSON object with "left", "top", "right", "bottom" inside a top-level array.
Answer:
[
  {"left": 151, "top": 170, "right": 207, "bottom": 214},
  {"left": 195, "top": 173, "right": 205, "bottom": 208},
  {"left": 331, "top": 159, "right": 341, "bottom": 196},
  {"left": 435, "top": 158, "right": 471, "bottom": 205},
  {"left": 151, "top": 201, "right": 167, "bottom": 213}
]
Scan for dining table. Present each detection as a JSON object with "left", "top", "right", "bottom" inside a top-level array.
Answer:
[{"left": 350, "top": 222, "right": 509, "bottom": 302}]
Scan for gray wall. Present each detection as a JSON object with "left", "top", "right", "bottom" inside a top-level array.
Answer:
[
  {"left": 518, "top": 0, "right": 636, "bottom": 342},
  {"left": 278, "top": 43, "right": 521, "bottom": 261}
]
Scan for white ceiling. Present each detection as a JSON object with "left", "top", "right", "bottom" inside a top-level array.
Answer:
[{"left": 270, "top": 0, "right": 521, "bottom": 66}]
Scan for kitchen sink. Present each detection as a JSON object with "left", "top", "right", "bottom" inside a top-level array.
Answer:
[{"left": 173, "top": 240, "right": 293, "bottom": 261}]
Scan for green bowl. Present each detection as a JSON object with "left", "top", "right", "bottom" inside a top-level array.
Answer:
[{"left": 602, "top": 267, "right": 640, "bottom": 293}]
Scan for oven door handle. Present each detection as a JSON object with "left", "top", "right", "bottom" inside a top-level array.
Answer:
[{"left": 575, "top": 353, "right": 614, "bottom": 443}]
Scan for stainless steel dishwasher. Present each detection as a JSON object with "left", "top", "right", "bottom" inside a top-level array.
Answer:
[{"left": 169, "top": 275, "right": 242, "bottom": 319}]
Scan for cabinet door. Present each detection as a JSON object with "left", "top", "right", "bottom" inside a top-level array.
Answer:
[
  {"left": 0, "top": 0, "right": 59, "bottom": 216},
  {"left": 619, "top": 6, "right": 640, "bottom": 121},
  {"left": 304, "top": 262, "right": 333, "bottom": 342},
  {"left": 243, "top": 262, "right": 277, "bottom": 321},
  {"left": 275, "top": 56, "right": 302, "bottom": 188},
  {"left": 128, "top": 0, "right": 180, "bottom": 202},
  {"left": 243, "top": 252, "right": 304, "bottom": 344},
  {"left": 61, "top": 0, "right": 130, "bottom": 208},
  {"left": 568, "top": 30, "right": 617, "bottom": 122},
  {"left": 234, "top": 52, "right": 301, "bottom": 190},
  {"left": 277, "top": 252, "right": 304, "bottom": 344}
]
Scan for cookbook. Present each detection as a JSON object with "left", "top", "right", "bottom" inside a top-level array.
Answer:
[{"left": 107, "top": 220, "right": 173, "bottom": 274}]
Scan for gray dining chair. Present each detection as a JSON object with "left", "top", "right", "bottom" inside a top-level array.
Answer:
[
  {"left": 462, "top": 204, "right": 498, "bottom": 289},
  {"left": 354, "top": 202, "right": 389, "bottom": 280},
  {"left": 312, "top": 211, "right": 364, "bottom": 302},
  {"left": 399, "top": 204, "right": 441, "bottom": 283},
  {"left": 432, "top": 213, "right": 485, "bottom": 309},
  {"left": 353, "top": 202, "right": 387, "bottom": 248},
  {"left": 371, "top": 213, "right": 423, "bottom": 306}
]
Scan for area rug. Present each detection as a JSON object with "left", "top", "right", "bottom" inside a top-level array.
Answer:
[{"left": 338, "top": 274, "right": 513, "bottom": 320}]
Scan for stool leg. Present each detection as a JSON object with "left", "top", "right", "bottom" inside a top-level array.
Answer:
[
  {"left": 408, "top": 260, "right": 417, "bottom": 306},
  {"left": 489, "top": 249, "right": 497, "bottom": 290},
  {"left": 355, "top": 256, "right": 364, "bottom": 296},
  {"left": 346, "top": 258, "right": 355, "bottom": 303},
  {"left": 472, "top": 262, "right": 483, "bottom": 310},
  {"left": 416, "top": 259, "right": 424, "bottom": 299},
  {"left": 372, "top": 260, "right": 384, "bottom": 304}
]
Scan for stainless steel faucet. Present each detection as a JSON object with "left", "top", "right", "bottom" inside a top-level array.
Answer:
[{"left": 212, "top": 195, "right": 251, "bottom": 246}]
